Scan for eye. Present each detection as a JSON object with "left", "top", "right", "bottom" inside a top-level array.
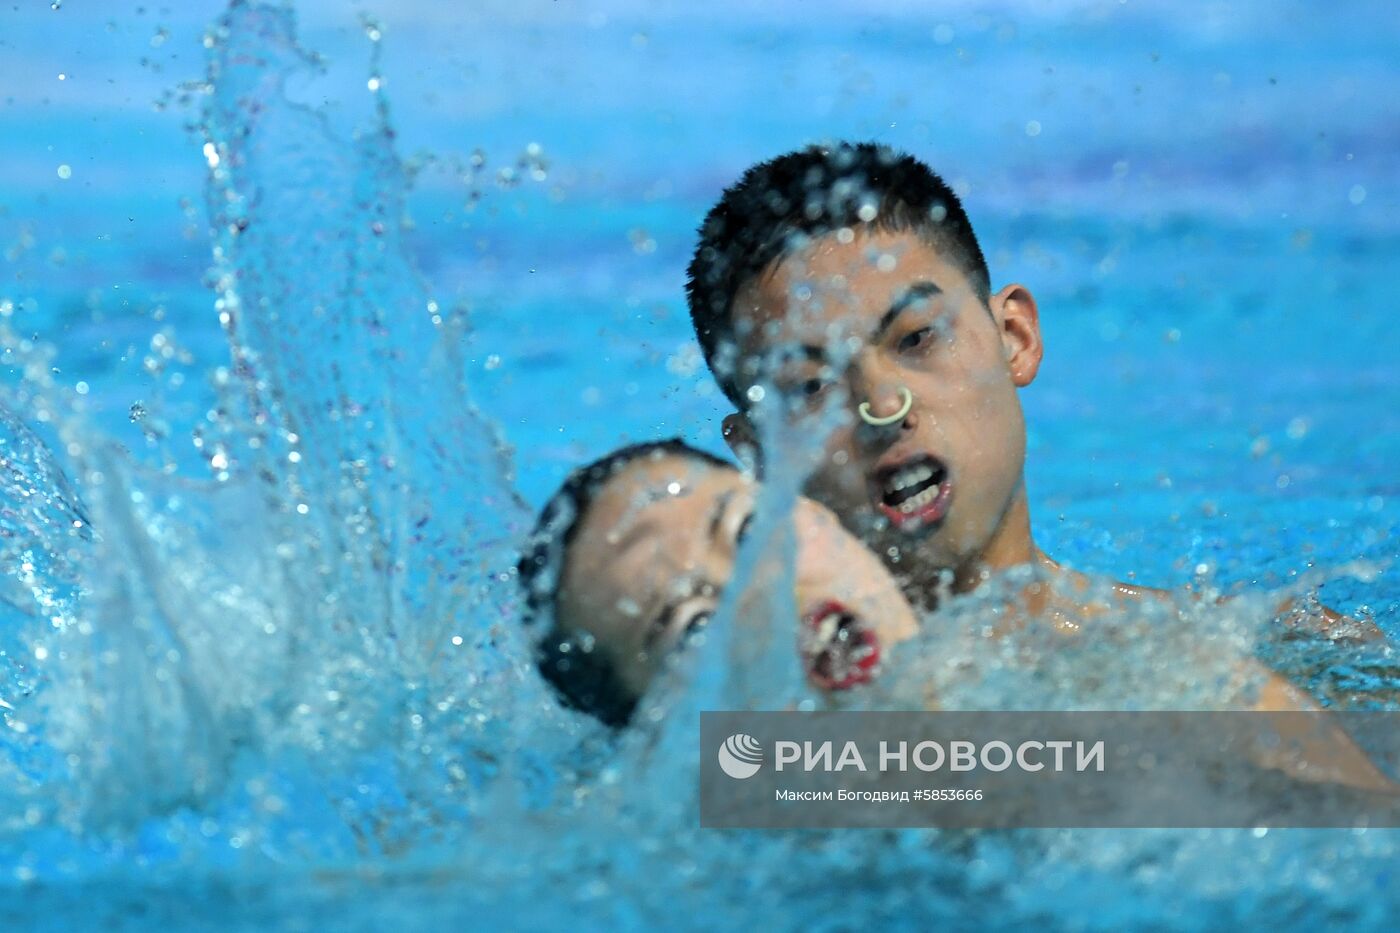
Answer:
[
  {"left": 683, "top": 610, "right": 713, "bottom": 638},
  {"left": 777, "top": 362, "right": 837, "bottom": 406},
  {"left": 646, "top": 587, "right": 720, "bottom": 652},
  {"left": 896, "top": 326, "right": 935, "bottom": 354},
  {"left": 780, "top": 374, "right": 829, "bottom": 402},
  {"left": 734, "top": 511, "right": 754, "bottom": 546}
]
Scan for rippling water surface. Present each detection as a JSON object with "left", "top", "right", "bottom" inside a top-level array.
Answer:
[{"left": 1, "top": 1, "right": 1398, "bottom": 929}]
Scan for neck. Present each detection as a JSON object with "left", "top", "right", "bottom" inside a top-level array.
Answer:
[
  {"left": 901, "top": 481, "right": 1045, "bottom": 611},
  {"left": 952, "top": 481, "right": 1037, "bottom": 592}
]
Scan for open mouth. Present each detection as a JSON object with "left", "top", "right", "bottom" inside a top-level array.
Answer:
[
  {"left": 800, "top": 601, "right": 881, "bottom": 691},
  {"left": 875, "top": 455, "right": 952, "bottom": 530}
]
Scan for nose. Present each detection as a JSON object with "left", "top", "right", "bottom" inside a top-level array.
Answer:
[{"left": 854, "top": 377, "right": 915, "bottom": 430}]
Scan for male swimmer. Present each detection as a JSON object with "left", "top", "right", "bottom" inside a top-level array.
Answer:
[
  {"left": 518, "top": 441, "right": 1342, "bottom": 727},
  {"left": 516, "top": 440, "right": 917, "bottom": 727},
  {"left": 685, "top": 142, "right": 1377, "bottom": 637},
  {"left": 515, "top": 441, "right": 1395, "bottom": 794}
]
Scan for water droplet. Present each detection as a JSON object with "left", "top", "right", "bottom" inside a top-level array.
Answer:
[
  {"left": 1348, "top": 184, "right": 1366, "bottom": 205},
  {"left": 1025, "top": 120, "right": 1042, "bottom": 137},
  {"left": 56, "top": 164, "right": 72, "bottom": 180}
]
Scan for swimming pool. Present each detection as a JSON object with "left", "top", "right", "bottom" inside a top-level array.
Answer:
[{"left": 1, "top": 0, "right": 1398, "bottom": 928}]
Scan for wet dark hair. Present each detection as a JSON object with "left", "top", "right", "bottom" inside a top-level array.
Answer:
[
  {"left": 686, "top": 141, "right": 990, "bottom": 410},
  {"left": 517, "top": 439, "right": 732, "bottom": 729}
]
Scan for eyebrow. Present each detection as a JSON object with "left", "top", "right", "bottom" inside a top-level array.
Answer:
[
  {"left": 784, "top": 279, "right": 944, "bottom": 365},
  {"left": 873, "top": 280, "right": 944, "bottom": 340},
  {"left": 708, "top": 489, "right": 735, "bottom": 542},
  {"left": 614, "top": 482, "right": 729, "bottom": 560},
  {"left": 613, "top": 517, "right": 661, "bottom": 557},
  {"left": 645, "top": 599, "right": 679, "bottom": 651},
  {"left": 623, "top": 491, "right": 732, "bottom": 650}
]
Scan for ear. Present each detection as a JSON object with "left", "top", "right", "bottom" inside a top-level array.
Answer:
[
  {"left": 721, "top": 411, "right": 764, "bottom": 477},
  {"left": 990, "top": 284, "right": 1043, "bottom": 388}
]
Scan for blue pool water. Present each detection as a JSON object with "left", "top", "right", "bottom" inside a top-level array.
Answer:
[{"left": 1, "top": 0, "right": 1399, "bottom": 928}]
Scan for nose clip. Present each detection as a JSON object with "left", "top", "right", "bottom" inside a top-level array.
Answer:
[{"left": 857, "top": 386, "right": 913, "bottom": 427}]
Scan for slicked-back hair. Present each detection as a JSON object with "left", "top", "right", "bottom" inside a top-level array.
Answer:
[
  {"left": 517, "top": 439, "right": 732, "bottom": 729},
  {"left": 686, "top": 141, "right": 990, "bottom": 409}
]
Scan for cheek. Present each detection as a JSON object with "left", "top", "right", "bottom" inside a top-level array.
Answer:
[
  {"left": 932, "top": 398, "right": 1021, "bottom": 490},
  {"left": 806, "top": 442, "right": 866, "bottom": 503},
  {"left": 613, "top": 649, "right": 661, "bottom": 701},
  {"left": 931, "top": 359, "right": 1019, "bottom": 440}
]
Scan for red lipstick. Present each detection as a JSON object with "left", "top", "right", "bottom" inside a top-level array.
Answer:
[{"left": 800, "top": 600, "right": 881, "bottom": 691}]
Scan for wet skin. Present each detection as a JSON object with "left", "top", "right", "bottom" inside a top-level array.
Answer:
[
  {"left": 719, "top": 226, "right": 1382, "bottom": 641},
  {"left": 550, "top": 455, "right": 1388, "bottom": 787},
  {"left": 555, "top": 453, "right": 918, "bottom": 704},
  {"left": 724, "top": 227, "right": 1047, "bottom": 606},
  {"left": 550, "top": 454, "right": 1391, "bottom": 792}
]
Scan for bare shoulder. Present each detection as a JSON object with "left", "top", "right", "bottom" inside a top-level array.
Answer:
[
  {"left": 1110, "top": 580, "right": 1174, "bottom": 602},
  {"left": 1105, "top": 580, "right": 1384, "bottom": 642},
  {"left": 1203, "top": 585, "right": 1383, "bottom": 642},
  {"left": 1274, "top": 594, "right": 1385, "bottom": 642}
]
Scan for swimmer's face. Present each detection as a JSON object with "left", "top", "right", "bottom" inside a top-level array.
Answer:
[
  {"left": 727, "top": 228, "right": 1043, "bottom": 581},
  {"left": 556, "top": 453, "right": 918, "bottom": 705}
]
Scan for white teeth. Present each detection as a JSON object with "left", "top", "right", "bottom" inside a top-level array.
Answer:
[
  {"left": 886, "top": 463, "right": 935, "bottom": 495},
  {"left": 910, "top": 486, "right": 938, "bottom": 507},
  {"left": 804, "top": 613, "right": 849, "bottom": 655},
  {"left": 896, "top": 484, "right": 940, "bottom": 515}
]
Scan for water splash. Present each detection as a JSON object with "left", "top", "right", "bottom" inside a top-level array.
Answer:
[
  {"left": 2, "top": 0, "right": 548, "bottom": 846},
  {"left": 1, "top": 2, "right": 1399, "bottom": 928}
]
